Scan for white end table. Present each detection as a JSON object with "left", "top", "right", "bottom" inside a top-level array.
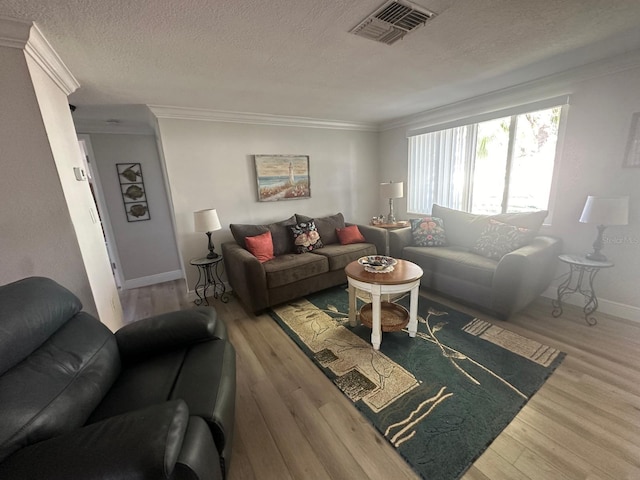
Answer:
[{"left": 345, "top": 259, "right": 423, "bottom": 350}]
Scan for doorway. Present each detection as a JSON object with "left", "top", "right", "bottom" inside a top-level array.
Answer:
[{"left": 77, "top": 135, "right": 124, "bottom": 288}]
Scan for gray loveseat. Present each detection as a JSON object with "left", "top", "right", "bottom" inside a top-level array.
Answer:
[
  {"left": 222, "top": 213, "right": 387, "bottom": 313},
  {"left": 389, "top": 205, "right": 562, "bottom": 319}
]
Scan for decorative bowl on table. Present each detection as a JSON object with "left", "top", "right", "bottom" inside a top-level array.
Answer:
[{"left": 357, "top": 255, "right": 397, "bottom": 273}]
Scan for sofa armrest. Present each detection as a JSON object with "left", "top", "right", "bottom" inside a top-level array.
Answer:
[
  {"left": 222, "top": 241, "right": 269, "bottom": 313},
  {"left": 492, "top": 235, "right": 563, "bottom": 318},
  {"left": 351, "top": 223, "right": 388, "bottom": 255},
  {"left": 115, "top": 307, "right": 223, "bottom": 363},
  {"left": 388, "top": 227, "right": 413, "bottom": 258},
  {"left": 0, "top": 401, "right": 220, "bottom": 480}
]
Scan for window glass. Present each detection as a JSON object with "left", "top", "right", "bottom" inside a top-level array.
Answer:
[{"left": 408, "top": 105, "right": 563, "bottom": 217}]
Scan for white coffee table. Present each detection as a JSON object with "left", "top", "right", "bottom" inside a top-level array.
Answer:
[{"left": 345, "top": 259, "right": 424, "bottom": 350}]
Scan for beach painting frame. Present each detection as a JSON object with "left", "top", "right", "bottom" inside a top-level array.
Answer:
[{"left": 255, "top": 154, "right": 311, "bottom": 202}]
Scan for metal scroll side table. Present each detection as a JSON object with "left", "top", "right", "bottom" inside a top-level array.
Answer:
[
  {"left": 190, "top": 256, "right": 228, "bottom": 306},
  {"left": 551, "top": 254, "right": 613, "bottom": 326}
]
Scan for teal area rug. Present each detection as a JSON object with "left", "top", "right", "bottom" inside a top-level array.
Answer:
[{"left": 268, "top": 285, "right": 565, "bottom": 480}]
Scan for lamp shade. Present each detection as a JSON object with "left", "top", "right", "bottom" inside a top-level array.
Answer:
[
  {"left": 380, "top": 181, "right": 404, "bottom": 199},
  {"left": 194, "top": 209, "right": 222, "bottom": 232},
  {"left": 579, "top": 196, "right": 629, "bottom": 226}
]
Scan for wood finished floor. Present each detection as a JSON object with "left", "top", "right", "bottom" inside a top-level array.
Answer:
[{"left": 120, "top": 281, "right": 640, "bottom": 480}]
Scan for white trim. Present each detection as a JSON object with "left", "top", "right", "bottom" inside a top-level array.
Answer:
[
  {"left": 406, "top": 95, "right": 570, "bottom": 138},
  {"left": 123, "top": 270, "right": 184, "bottom": 290},
  {"left": 77, "top": 135, "right": 124, "bottom": 288},
  {"left": 542, "top": 288, "right": 640, "bottom": 324},
  {"left": 148, "top": 105, "right": 378, "bottom": 132},
  {"left": 0, "top": 17, "right": 79, "bottom": 95},
  {"left": 25, "top": 23, "right": 79, "bottom": 95},
  {"left": 0, "top": 15, "right": 31, "bottom": 48}
]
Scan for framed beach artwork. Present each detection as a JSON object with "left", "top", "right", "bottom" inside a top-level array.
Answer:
[{"left": 254, "top": 154, "right": 311, "bottom": 202}]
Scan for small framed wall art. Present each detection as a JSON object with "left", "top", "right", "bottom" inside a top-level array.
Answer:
[
  {"left": 254, "top": 154, "right": 310, "bottom": 202},
  {"left": 116, "top": 163, "right": 151, "bottom": 221}
]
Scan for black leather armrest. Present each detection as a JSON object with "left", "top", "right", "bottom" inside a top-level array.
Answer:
[
  {"left": 0, "top": 401, "right": 197, "bottom": 480},
  {"left": 116, "top": 307, "right": 224, "bottom": 362}
]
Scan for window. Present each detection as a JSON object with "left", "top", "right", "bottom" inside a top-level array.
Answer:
[{"left": 408, "top": 99, "right": 567, "bottom": 216}]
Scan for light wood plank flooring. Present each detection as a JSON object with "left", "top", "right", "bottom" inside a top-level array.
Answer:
[{"left": 120, "top": 281, "right": 640, "bottom": 480}]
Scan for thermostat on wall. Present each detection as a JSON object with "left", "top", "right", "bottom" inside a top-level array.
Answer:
[{"left": 73, "top": 167, "right": 87, "bottom": 181}]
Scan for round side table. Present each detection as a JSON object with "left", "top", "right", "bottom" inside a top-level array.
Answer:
[
  {"left": 551, "top": 254, "right": 613, "bottom": 326},
  {"left": 190, "top": 256, "right": 228, "bottom": 306},
  {"left": 345, "top": 259, "right": 423, "bottom": 350}
]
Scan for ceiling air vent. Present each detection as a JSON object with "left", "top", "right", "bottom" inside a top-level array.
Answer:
[{"left": 350, "top": 0, "right": 436, "bottom": 45}]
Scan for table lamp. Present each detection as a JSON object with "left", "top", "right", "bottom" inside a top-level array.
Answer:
[
  {"left": 579, "top": 195, "right": 629, "bottom": 262},
  {"left": 380, "top": 181, "right": 403, "bottom": 224},
  {"left": 194, "top": 209, "right": 222, "bottom": 258}
]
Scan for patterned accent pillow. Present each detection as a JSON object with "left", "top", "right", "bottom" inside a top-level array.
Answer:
[
  {"left": 410, "top": 217, "right": 447, "bottom": 247},
  {"left": 290, "top": 220, "right": 324, "bottom": 253},
  {"left": 471, "top": 219, "right": 532, "bottom": 260}
]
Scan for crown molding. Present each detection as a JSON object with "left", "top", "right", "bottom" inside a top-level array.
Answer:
[
  {"left": 380, "top": 48, "right": 640, "bottom": 132},
  {"left": 0, "top": 16, "right": 79, "bottom": 95},
  {"left": 148, "top": 105, "right": 378, "bottom": 132}
]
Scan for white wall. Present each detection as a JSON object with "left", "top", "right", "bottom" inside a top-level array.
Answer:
[
  {"left": 155, "top": 118, "right": 379, "bottom": 291},
  {"left": 0, "top": 19, "right": 122, "bottom": 330},
  {"left": 85, "top": 133, "right": 183, "bottom": 288},
  {"left": 379, "top": 57, "right": 640, "bottom": 318}
]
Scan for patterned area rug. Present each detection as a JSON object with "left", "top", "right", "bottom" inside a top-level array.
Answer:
[{"left": 268, "top": 285, "right": 565, "bottom": 480}]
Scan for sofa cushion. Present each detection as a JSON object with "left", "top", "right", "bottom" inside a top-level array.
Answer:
[
  {"left": 264, "top": 253, "right": 329, "bottom": 288},
  {"left": 471, "top": 219, "right": 533, "bottom": 260},
  {"left": 311, "top": 242, "right": 377, "bottom": 271},
  {"left": 336, "top": 225, "right": 366, "bottom": 245},
  {"left": 245, "top": 231, "right": 275, "bottom": 263},
  {"left": 410, "top": 217, "right": 447, "bottom": 247},
  {"left": 432, "top": 204, "right": 547, "bottom": 248},
  {"left": 230, "top": 215, "right": 297, "bottom": 256},
  {"left": 296, "top": 213, "right": 344, "bottom": 245},
  {"left": 492, "top": 210, "right": 548, "bottom": 231},
  {"left": 290, "top": 220, "right": 324, "bottom": 253},
  {"left": 431, "top": 205, "right": 490, "bottom": 248},
  {"left": 402, "top": 246, "right": 497, "bottom": 288}
]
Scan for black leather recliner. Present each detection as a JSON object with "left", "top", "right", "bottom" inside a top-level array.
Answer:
[{"left": 0, "top": 277, "right": 236, "bottom": 480}]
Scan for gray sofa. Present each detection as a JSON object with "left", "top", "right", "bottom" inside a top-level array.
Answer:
[
  {"left": 222, "top": 213, "right": 387, "bottom": 313},
  {"left": 389, "top": 205, "right": 562, "bottom": 319}
]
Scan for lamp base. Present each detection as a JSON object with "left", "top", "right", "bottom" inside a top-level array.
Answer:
[
  {"left": 205, "top": 231, "right": 219, "bottom": 259},
  {"left": 585, "top": 252, "right": 607, "bottom": 262}
]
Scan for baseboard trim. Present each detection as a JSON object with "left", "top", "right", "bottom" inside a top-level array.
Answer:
[
  {"left": 541, "top": 287, "right": 640, "bottom": 323},
  {"left": 123, "top": 270, "right": 184, "bottom": 290}
]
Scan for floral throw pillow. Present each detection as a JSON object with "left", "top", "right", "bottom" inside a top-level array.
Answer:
[
  {"left": 410, "top": 217, "right": 447, "bottom": 247},
  {"left": 290, "top": 220, "right": 324, "bottom": 253},
  {"left": 471, "top": 219, "right": 532, "bottom": 260}
]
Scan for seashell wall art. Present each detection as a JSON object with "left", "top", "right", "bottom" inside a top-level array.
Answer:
[{"left": 116, "top": 163, "right": 150, "bottom": 221}]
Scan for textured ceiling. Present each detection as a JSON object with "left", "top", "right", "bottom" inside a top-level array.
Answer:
[{"left": 3, "top": 0, "right": 640, "bottom": 125}]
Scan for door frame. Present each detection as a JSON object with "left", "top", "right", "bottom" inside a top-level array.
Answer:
[{"left": 77, "top": 134, "right": 124, "bottom": 289}]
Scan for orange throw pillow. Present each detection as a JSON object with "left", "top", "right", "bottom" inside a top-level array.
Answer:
[
  {"left": 245, "top": 231, "right": 275, "bottom": 263},
  {"left": 336, "top": 225, "right": 366, "bottom": 245}
]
